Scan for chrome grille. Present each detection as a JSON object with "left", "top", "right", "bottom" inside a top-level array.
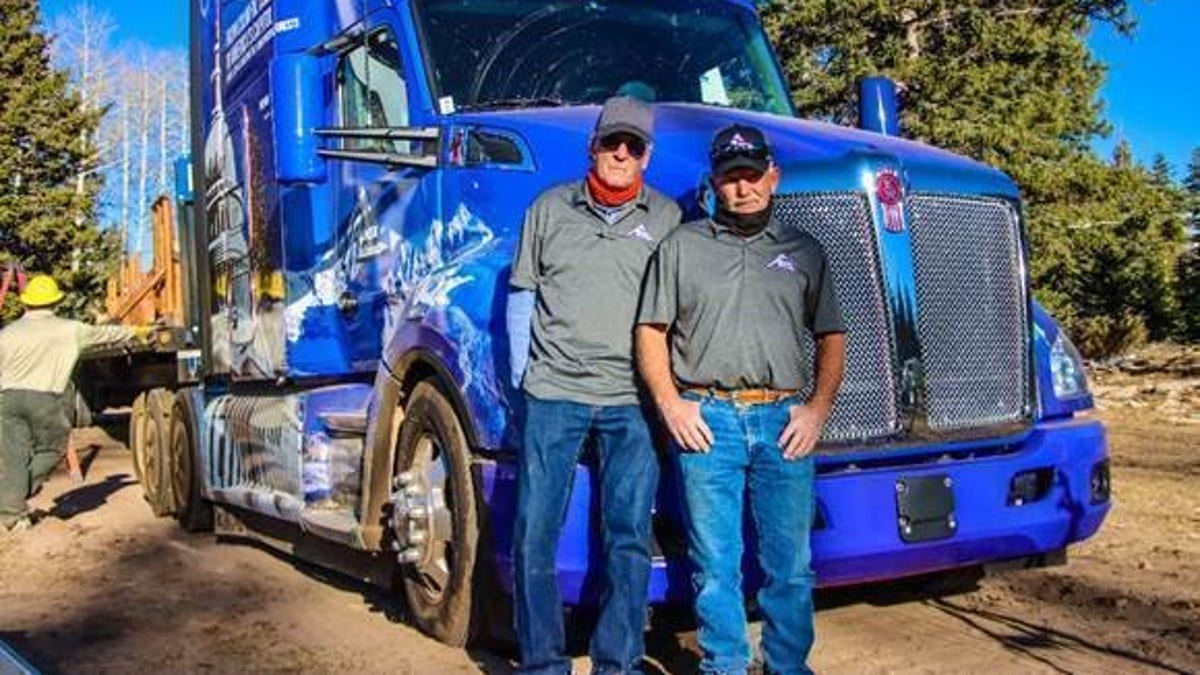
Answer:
[
  {"left": 774, "top": 193, "right": 899, "bottom": 441},
  {"left": 908, "top": 195, "right": 1030, "bottom": 430}
]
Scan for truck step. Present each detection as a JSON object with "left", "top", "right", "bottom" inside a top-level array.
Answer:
[
  {"left": 210, "top": 487, "right": 304, "bottom": 523},
  {"left": 300, "top": 507, "right": 366, "bottom": 549},
  {"left": 318, "top": 410, "right": 369, "bottom": 436}
]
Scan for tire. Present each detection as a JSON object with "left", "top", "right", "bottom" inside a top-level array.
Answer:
[
  {"left": 171, "top": 390, "right": 213, "bottom": 532},
  {"left": 393, "top": 380, "right": 481, "bottom": 647},
  {"left": 129, "top": 392, "right": 148, "bottom": 483},
  {"left": 141, "top": 388, "right": 175, "bottom": 517}
]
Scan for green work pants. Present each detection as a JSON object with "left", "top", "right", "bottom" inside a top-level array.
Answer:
[{"left": 0, "top": 389, "right": 69, "bottom": 527}]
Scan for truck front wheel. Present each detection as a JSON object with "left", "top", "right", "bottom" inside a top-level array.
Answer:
[{"left": 390, "top": 381, "right": 480, "bottom": 647}]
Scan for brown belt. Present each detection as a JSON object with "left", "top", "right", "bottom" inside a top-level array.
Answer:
[{"left": 681, "top": 386, "right": 800, "bottom": 405}]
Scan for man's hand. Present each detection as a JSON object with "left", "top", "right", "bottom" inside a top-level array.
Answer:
[
  {"left": 660, "top": 397, "right": 714, "bottom": 453},
  {"left": 778, "top": 403, "right": 829, "bottom": 460}
]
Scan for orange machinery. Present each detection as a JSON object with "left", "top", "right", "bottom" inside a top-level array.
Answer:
[{"left": 105, "top": 196, "right": 185, "bottom": 327}]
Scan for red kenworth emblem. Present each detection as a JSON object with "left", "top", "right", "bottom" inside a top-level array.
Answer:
[{"left": 877, "top": 169, "right": 905, "bottom": 233}]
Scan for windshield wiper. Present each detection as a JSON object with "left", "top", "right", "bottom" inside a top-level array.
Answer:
[{"left": 456, "top": 97, "right": 574, "bottom": 112}]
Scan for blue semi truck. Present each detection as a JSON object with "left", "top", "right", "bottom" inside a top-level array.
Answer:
[{"left": 125, "top": 0, "right": 1111, "bottom": 646}]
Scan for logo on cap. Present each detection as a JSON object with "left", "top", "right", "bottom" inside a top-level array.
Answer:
[
  {"left": 726, "top": 133, "right": 757, "bottom": 152},
  {"left": 766, "top": 254, "right": 797, "bottom": 273}
]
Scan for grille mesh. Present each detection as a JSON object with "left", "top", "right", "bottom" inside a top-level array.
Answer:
[
  {"left": 907, "top": 195, "right": 1029, "bottom": 430},
  {"left": 773, "top": 193, "right": 898, "bottom": 441}
]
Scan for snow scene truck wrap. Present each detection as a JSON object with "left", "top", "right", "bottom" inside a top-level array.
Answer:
[{"left": 175, "top": 0, "right": 1110, "bottom": 644}]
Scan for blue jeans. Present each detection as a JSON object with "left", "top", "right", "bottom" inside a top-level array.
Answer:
[
  {"left": 675, "top": 394, "right": 817, "bottom": 675},
  {"left": 513, "top": 395, "right": 659, "bottom": 674}
]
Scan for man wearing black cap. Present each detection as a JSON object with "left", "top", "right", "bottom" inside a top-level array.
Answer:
[
  {"left": 507, "top": 96, "right": 681, "bottom": 674},
  {"left": 636, "top": 124, "right": 846, "bottom": 673}
]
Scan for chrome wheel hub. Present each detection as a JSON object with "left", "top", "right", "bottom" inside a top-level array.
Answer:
[{"left": 389, "top": 435, "right": 454, "bottom": 600}]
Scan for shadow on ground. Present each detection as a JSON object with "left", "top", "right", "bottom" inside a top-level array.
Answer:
[{"left": 45, "top": 473, "right": 137, "bottom": 521}]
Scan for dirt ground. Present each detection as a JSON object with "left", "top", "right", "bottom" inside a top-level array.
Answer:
[{"left": 1, "top": 350, "right": 1197, "bottom": 674}]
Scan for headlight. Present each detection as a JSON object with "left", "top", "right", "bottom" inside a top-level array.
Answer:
[{"left": 1050, "top": 330, "right": 1089, "bottom": 399}]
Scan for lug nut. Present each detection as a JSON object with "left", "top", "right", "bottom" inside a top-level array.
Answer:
[
  {"left": 397, "top": 548, "right": 420, "bottom": 564},
  {"left": 944, "top": 477, "right": 953, "bottom": 488}
]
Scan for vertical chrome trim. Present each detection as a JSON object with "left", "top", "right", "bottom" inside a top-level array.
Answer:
[
  {"left": 859, "top": 160, "right": 928, "bottom": 437},
  {"left": 1011, "top": 199, "right": 1039, "bottom": 421}
]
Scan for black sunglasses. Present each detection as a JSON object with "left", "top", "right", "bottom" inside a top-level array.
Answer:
[{"left": 597, "top": 133, "right": 648, "bottom": 159}]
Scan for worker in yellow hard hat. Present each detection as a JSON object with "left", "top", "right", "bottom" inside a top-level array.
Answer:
[{"left": 0, "top": 275, "right": 146, "bottom": 533}]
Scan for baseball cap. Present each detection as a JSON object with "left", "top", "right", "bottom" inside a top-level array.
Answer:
[
  {"left": 594, "top": 96, "right": 654, "bottom": 145},
  {"left": 709, "top": 124, "right": 771, "bottom": 177}
]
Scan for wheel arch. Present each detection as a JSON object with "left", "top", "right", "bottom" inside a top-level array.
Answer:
[{"left": 360, "top": 343, "right": 479, "bottom": 550}]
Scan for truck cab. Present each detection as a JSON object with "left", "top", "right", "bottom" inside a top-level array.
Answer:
[{"left": 138, "top": 0, "right": 1112, "bottom": 645}]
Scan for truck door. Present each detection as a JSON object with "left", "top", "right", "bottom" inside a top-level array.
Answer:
[{"left": 324, "top": 17, "right": 431, "bottom": 373}]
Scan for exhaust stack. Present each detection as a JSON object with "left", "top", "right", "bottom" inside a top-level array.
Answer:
[{"left": 859, "top": 76, "right": 900, "bottom": 136}]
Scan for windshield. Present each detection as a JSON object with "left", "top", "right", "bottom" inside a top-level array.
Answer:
[{"left": 414, "top": 0, "right": 794, "bottom": 115}]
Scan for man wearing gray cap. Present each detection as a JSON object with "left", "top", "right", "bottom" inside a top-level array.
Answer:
[
  {"left": 506, "top": 96, "right": 680, "bottom": 673},
  {"left": 636, "top": 124, "right": 846, "bottom": 673}
]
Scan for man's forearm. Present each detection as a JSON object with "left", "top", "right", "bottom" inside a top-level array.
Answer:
[
  {"left": 84, "top": 323, "right": 138, "bottom": 348},
  {"left": 808, "top": 332, "right": 847, "bottom": 415},
  {"left": 635, "top": 324, "right": 679, "bottom": 410},
  {"left": 506, "top": 289, "right": 535, "bottom": 390}
]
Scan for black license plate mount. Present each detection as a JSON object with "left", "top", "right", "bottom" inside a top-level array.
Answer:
[{"left": 895, "top": 474, "right": 957, "bottom": 543}]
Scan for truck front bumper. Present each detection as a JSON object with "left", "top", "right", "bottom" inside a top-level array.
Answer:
[{"left": 481, "top": 416, "right": 1110, "bottom": 605}]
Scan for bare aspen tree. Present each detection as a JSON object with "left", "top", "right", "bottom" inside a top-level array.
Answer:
[
  {"left": 120, "top": 74, "right": 131, "bottom": 252},
  {"left": 136, "top": 49, "right": 151, "bottom": 259},
  {"left": 48, "top": 2, "right": 117, "bottom": 203},
  {"left": 159, "top": 77, "right": 169, "bottom": 194},
  {"left": 48, "top": 3, "right": 189, "bottom": 259}
]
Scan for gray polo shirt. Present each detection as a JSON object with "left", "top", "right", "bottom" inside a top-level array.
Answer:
[
  {"left": 637, "top": 216, "right": 846, "bottom": 391},
  {"left": 512, "top": 180, "right": 682, "bottom": 405}
]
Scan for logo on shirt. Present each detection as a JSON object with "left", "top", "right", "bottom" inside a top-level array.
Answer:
[
  {"left": 625, "top": 224, "right": 655, "bottom": 242},
  {"left": 766, "top": 254, "right": 797, "bottom": 273}
]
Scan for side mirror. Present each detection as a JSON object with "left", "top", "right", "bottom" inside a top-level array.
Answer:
[{"left": 272, "top": 53, "right": 327, "bottom": 184}]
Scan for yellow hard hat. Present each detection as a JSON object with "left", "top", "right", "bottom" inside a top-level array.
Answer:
[{"left": 19, "top": 275, "right": 65, "bottom": 308}]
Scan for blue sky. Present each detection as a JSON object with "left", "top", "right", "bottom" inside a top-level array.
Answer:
[
  {"left": 40, "top": 0, "right": 1198, "bottom": 178},
  {"left": 1088, "top": 1, "right": 1197, "bottom": 178}
]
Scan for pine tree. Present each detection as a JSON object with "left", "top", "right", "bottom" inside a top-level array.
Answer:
[
  {"left": 1112, "top": 138, "right": 1133, "bottom": 168},
  {"left": 1150, "top": 153, "right": 1173, "bottom": 186},
  {"left": 0, "top": 0, "right": 116, "bottom": 321},
  {"left": 1185, "top": 148, "right": 1200, "bottom": 204},
  {"left": 1183, "top": 147, "right": 1200, "bottom": 339}
]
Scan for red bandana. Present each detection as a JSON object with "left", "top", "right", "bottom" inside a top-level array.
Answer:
[{"left": 587, "top": 170, "right": 643, "bottom": 207}]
